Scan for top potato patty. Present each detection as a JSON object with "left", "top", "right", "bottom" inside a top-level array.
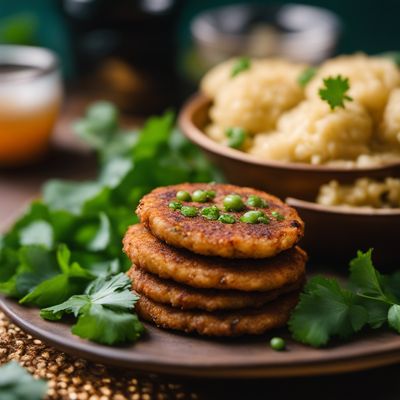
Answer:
[{"left": 136, "top": 183, "right": 304, "bottom": 258}]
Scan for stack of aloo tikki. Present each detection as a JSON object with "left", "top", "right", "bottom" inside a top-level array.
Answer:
[{"left": 123, "top": 183, "right": 306, "bottom": 337}]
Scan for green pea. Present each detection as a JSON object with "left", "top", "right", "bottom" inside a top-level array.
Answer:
[
  {"left": 169, "top": 201, "right": 182, "bottom": 210},
  {"left": 176, "top": 191, "right": 191, "bottom": 202},
  {"left": 271, "top": 211, "right": 285, "bottom": 221},
  {"left": 226, "top": 127, "right": 247, "bottom": 149},
  {"left": 270, "top": 337, "right": 286, "bottom": 351},
  {"left": 192, "top": 190, "right": 209, "bottom": 203},
  {"left": 180, "top": 206, "right": 198, "bottom": 217},
  {"left": 240, "top": 210, "right": 264, "bottom": 224},
  {"left": 201, "top": 206, "right": 220, "bottom": 220},
  {"left": 246, "top": 195, "right": 268, "bottom": 208},
  {"left": 218, "top": 214, "right": 236, "bottom": 224},
  {"left": 223, "top": 194, "right": 244, "bottom": 211},
  {"left": 258, "top": 216, "right": 270, "bottom": 224}
]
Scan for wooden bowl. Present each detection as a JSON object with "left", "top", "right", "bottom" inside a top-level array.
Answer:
[
  {"left": 178, "top": 94, "right": 400, "bottom": 200},
  {"left": 286, "top": 197, "right": 400, "bottom": 268}
]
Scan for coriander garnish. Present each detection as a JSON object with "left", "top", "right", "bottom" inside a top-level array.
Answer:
[
  {"left": 180, "top": 206, "right": 198, "bottom": 217},
  {"left": 231, "top": 57, "right": 251, "bottom": 77},
  {"left": 298, "top": 67, "right": 317, "bottom": 87},
  {"left": 218, "top": 214, "right": 236, "bottom": 224},
  {"left": 319, "top": 75, "right": 353, "bottom": 110}
]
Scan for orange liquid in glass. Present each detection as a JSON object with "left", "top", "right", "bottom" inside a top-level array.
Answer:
[{"left": 0, "top": 102, "right": 60, "bottom": 166}]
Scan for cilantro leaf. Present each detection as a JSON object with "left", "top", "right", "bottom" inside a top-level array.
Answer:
[
  {"left": 231, "top": 57, "right": 251, "bottom": 77},
  {"left": 388, "top": 304, "right": 400, "bottom": 333},
  {"left": 319, "top": 75, "right": 353, "bottom": 110},
  {"left": 19, "top": 221, "right": 53, "bottom": 248},
  {"left": 19, "top": 245, "right": 93, "bottom": 307},
  {"left": 41, "top": 273, "right": 144, "bottom": 345},
  {"left": 289, "top": 276, "right": 368, "bottom": 347},
  {"left": 0, "top": 361, "right": 47, "bottom": 400},
  {"left": 298, "top": 67, "right": 317, "bottom": 87}
]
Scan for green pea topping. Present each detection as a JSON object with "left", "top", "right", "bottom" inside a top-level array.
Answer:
[
  {"left": 180, "top": 206, "right": 198, "bottom": 217},
  {"left": 246, "top": 195, "right": 268, "bottom": 208},
  {"left": 257, "top": 216, "right": 270, "bottom": 224},
  {"left": 226, "top": 127, "right": 247, "bottom": 149},
  {"left": 218, "top": 214, "right": 236, "bottom": 224},
  {"left": 270, "top": 337, "right": 286, "bottom": 351},
  {"left": 240, "top": 210, "right": 264, "bottom": 224},
  {"left": 192, "top": 189, "right": 215, "bottom": 203},
  {"left": 201, "top": 206, "right": 220, "bottom": 220},
  {"left": 169, "top": 201, "right": 182, "bottom": 210},
  {"left": 271, "top": 211, "right": 285, "bottom": 221},
  {"left": 223, "top": 194, "right": 245, "bottom": 211},
  {"left": 176, "top": 190, "right": 191, "bottom": 202}
]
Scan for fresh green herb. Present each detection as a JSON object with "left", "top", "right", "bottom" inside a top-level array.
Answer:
[
  {"left": 0, "top": 361, "right": 47, "bottom": 400},
  {"left": 0, "top": 102, "right": 222, "bottom": 345},
  {"left": 225, "top": 127, "right": 247, "bottom": 149},
  {"left": 180, "top": 206, "right": 198, "bottom": 217},
  {"left": 271, "top": 211, "right": 285, "bottom": 221},
  {"left": 298, "top": 67, "right": 317, "bottom": 87},
  {"left": 218, "top": 214, "right": 236, "bottom": 224},
  {"left": 176, "top": 191, "right": 191, "bottom": 202},
  {"left": 240, "top": 210, "right": 264, "bottom": 224},
  {"left": 319, "top": 75, "right": 353, "bottom": 110},
  {"left": 201, "top": 206, "right": 220, "bottom": 220},
  {"left": 41, "top": 273, "right": 144, "bottom": 345},
  {"left": 223, "top": 194, "right": 244, "bottom": 212},
  {"left": 231, "top": 57, "right": 251, "bottom": 77},
  {"left": 246, "top": 195, "right": 268, "bottom": 208},
  {"left": 169, "top": 201, "right": 182, "bottom": 210},
  {"left": 289, "top": 249, "right": 400, "bottom": 347},
  {"left": 270, "top": 337, "right": 286, "bottom": 351}
]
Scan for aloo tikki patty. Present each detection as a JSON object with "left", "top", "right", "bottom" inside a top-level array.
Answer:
[
  {"left": 127, "top": 264, "right": 304, "bottom": 311},
  {"left": 136, "top": 183, "right": 304, "bottom": 258},
  {"left": 123, "top": 224, "right": 307, "bottom": 292},
  {"left": 135, "top": 292, "right": 300, "bottom": 336}
]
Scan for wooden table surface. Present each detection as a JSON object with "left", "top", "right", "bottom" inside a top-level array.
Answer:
[{"left": 1, "top": 96, "right": 400, "bottom": 399}]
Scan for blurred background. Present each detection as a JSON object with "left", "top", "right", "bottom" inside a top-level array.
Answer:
[
  {"left": 0, "top": 0, "right": 399, "bottom": 188},
  {"left": 0, "top": 0, "right": 399, "bottom": 115}
]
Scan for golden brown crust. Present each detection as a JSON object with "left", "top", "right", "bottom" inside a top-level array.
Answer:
[
  {"left": 136, "top": 183, "right": 304, "bottom": 258},
  {"left": 123, "top": 224, "right": 307, "bottom": 292},
  {"left": 135, "top": 292, "right": 300, "bottom": 336},
  {"left": 127, "top": 264, "right": 304, "bottom": 311}
]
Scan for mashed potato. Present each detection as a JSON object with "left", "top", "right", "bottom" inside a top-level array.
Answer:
[
  {"left": 379, "top": 88, "right": 400, "bottom": 146},
  {"left": 249, "top": 100, "right": 373, "bottom": 164},
  {"left": 206, "top": 59, "right": 305, "bottom": 133},
  {"left": 317, "top": 178, "right": 400, "bottom": 208},
  {"left": 306, "top": 54, "right": 400, "bottom": 123},
  {"left": 200, "top": 54, "right": 400, "bottom": 166}
]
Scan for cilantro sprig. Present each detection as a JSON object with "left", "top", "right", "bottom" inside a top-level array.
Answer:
[
  {"left": 0, "top": 101, "right": 221, "bottom": 345},
  {"left": 289, "top": 249, "right": 400, "bottom": 347},
  {"left": 231, "top": 57, "right": 251, "bottom": 77},
  {"left": 41, "top": 273, "right": 144, "bottom": 345},
  {"left": 318, "top": 75, "right": 353, "bottom": 110},
  {"left": 297, "top": 67, "right": 317, "bottom": 87}
]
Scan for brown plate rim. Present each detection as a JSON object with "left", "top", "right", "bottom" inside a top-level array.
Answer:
[
  {"left": 3, "top": 295, "right": 400, "bottom": 378},
  {"left": 178, "top": 93, "right": 400, "bottom": 173}
]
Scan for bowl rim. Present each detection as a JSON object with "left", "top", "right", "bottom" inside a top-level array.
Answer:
[
  {"left": 178, "top": 93, "right": 400, "bottom": 173},
  {"left": 286, "top": 197, "right": 400, "bottom": 216}
]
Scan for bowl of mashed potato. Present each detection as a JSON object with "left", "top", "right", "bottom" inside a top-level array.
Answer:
[{"left": 179, "top": 54, "right": 400, "bottom": 200}]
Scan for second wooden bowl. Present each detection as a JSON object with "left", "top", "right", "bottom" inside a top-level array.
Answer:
[{"left": 178, "top": 94, "right": 400, "bottom": 200}]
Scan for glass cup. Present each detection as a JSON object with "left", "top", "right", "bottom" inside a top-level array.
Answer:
[{"left": 0, "top": 45, "right": 62, "bottom": 166}]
